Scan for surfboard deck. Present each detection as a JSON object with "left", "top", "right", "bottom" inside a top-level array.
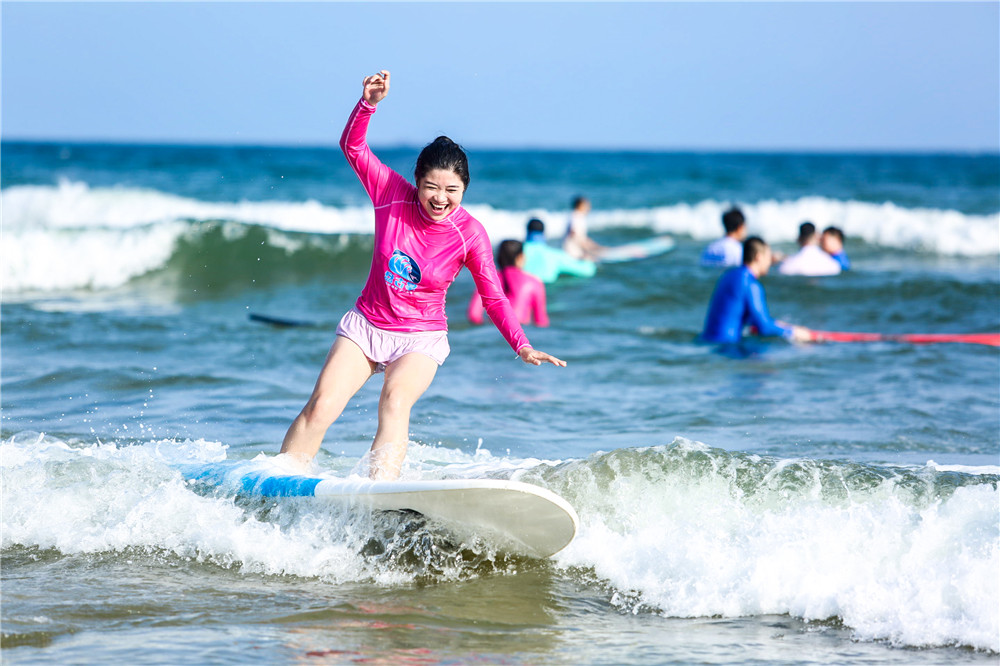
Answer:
[
  {"left": 598, "top": 235, "right": 676, "bottom": 263},
  {"left": 179, "top": 463, "right": 579, "bottom": 558},
  {"left": 810, "top": 329, "right": 1000, "bottom": 347}
]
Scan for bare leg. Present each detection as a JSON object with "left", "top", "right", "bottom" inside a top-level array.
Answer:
[
  {"left": 367, "top": 352, "right": 438, "bottom": 480},
  {"left": 280, "top": 336, "right": 375, "bottom": 465}
]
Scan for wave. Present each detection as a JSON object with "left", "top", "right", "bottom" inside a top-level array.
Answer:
[
  {"left": 545, "top": 439, "right": 999, "bottom": 653},
  {"left": 629, "top": 196, "right": 1000, "bottom": 256},
  {"left": 3, "top": 181, "right": 999, "bottom": 294},
  {"left": 2, "top": 433, "right": 996, "bottom": 652}
]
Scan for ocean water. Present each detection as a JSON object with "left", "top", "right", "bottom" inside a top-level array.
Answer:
[{"left": 2, "top": 140, "right": 999, "bottom": 664}]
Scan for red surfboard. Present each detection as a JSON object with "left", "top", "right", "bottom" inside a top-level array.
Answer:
[{"left": 809, "top": 330, "right": 1000, "bottom": 347}]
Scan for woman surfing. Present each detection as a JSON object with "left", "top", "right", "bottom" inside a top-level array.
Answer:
[{"left": 279, "top": 70, "right": 565, "bottom": 480}]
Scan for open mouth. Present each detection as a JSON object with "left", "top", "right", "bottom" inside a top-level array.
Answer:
[{"left": 428, "top": 201, "right": 448, "bottom": 214}]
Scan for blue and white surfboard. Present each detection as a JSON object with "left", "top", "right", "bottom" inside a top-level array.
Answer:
[{"left": 179, "top": 462, "right": 578, "bottom": 558}]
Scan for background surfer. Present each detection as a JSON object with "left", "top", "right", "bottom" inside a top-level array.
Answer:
[
  {"left": 701, "top": 236, "right": 813, "bottom": 344},
  {"left": 279, "top": 70, "right": 565, "bottom": 480},
  {"left": 563, "top": 196, "right": 606, "bottom": 260}
]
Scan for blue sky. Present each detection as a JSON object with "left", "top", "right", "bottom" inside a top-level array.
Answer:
[{"left": 3, "top": 2, "right": 998, "bottom": 151}]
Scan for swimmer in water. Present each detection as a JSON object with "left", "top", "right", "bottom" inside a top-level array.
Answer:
[
  {"left": 701, "top": 236, "right": 812, "bottom": 344},
  {"left": 700, "top": 206, "right": 748, "bottom": 268},
  {"left": 562, "top": 196, "right": 605, "bottom": 261},
  {"left": 279, "top": 70, "right": 565, "bottom": 481},
  {"left": 522, "top": 217, "right": 597, "bottom": 283},
  {"left": 778, "top": 221, "right": 842, "bottom": 277},
  {"left": 821, "top": 225, "right": 851, "bottom": 270},
  {"left": 468, "top": 239, "right": 550, "bottom": 327}
]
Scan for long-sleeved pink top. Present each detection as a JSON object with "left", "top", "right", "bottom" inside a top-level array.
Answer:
[
  {"left": 341, "top": 99, "right": 531, "bottom": 355},
  {"left": 501, "top": 266, "right": 550, "bottom": 328},
  {"left": 467, "top": 266, "right": 550, "bottom": 328}
]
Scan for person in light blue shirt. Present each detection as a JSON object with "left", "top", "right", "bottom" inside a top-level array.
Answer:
[
  {"left": 702, "top": 236, "right": 812, "bottom": 344},
  {"left": 522, "top": 218, "right": 597, "bottom": 283},
  {"left": 700, "top": 206, "right": 748, "bottom": 268}
]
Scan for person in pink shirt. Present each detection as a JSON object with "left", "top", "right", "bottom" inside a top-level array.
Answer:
[
  {"left": 279, "top": 71, "right": 565, "bottom": 480},
  {"left": 467, "top": 240, "right": 550, "bottom": 327}
]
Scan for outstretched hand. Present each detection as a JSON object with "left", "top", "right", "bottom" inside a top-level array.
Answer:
[
  {"left": 519, "top": 347, "right": 567, "bottom": 367},
  {"left": 791, "top": 325, "right": 813, "bottom": 343},
  {"left": 363, "top": 70, "right": 390, "bottom": 105},
  {"left": 776, "top": 321, "right": 814, "bottom": 344}
]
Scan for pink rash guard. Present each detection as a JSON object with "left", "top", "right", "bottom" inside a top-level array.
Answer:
[
  {"left": 340, "top": 99, "right": 531, "bottom": 356},
  {"left": 467, "top": 266, "right": 549, "bottom": 328},
  {"left": 501, "top": 266, "right": 550, "bottom": 327}
]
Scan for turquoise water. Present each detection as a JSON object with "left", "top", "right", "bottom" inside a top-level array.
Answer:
[{"left": 2, "top": 141, "right": 998, "bottom": 663}]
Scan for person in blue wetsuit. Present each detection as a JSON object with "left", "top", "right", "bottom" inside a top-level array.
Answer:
[{"left": 701, "top": 236, "right": 812, "bottom": 344}]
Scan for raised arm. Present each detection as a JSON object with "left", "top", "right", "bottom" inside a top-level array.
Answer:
[
  {"left": 363, "top": 70, "right": 390, "bottom": 105},
  {"left": 339, "top": 71, "right": 395, "bottom": 201}
]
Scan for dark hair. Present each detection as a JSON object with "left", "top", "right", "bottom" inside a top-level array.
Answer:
[
  {"left": 496, "top": 239, "right": 523, "bottom": 293},
  {"left": 743, "top": 236, "right": 768, "bottom": 265},
  {"left": 415, "top": 136, "right": 470, "bottom": 189},
  {"left": 497, "top": 240, "right": 523, "bottom": 270},
  {"left": 797, "top": 221, "right": 817, "bottom": 245},
  {"left": 571, "top": 195, "right": 589, "bottom": 210},
  {"left": 722, "top": 207, "right": 746, "bottom": 234},
  {"left": 822, "top": 225, "right": 844, "bottom": 242},
  {"left": 527, "top": 218, "right": 545, "bottom": 233}
]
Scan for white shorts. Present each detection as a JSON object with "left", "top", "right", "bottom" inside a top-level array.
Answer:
[{"left": 335, "top": 308, "right": 450, "bottom": 373}]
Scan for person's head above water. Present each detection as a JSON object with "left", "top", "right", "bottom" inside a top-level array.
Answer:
[
  {"left": 797, "top": 221, "right": 818, "bottom": 246},
  {"left": 722, "top": 207, "right": 747, "bottom": 238},
  {"left": 743, "top": 236, "right": 773, "bottom": 277},
  {"left": 526, "top": 218, "right": 545, "bottom": 242},
  {"left": 821, "top": 226, "right": 845, "bottom": 254},
  {"left": 497, "top": 240, "right": 524, "bottom": 270},
  {"left": 414, "top": 136, "right": 470, "bottom": 221}
]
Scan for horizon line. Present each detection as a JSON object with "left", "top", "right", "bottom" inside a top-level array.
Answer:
[{"left": 3, "top": 135, "right": 999, "bottom": 157}]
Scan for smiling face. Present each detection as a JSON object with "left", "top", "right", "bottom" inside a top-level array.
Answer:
[{"left": 417, "top": 168, "right": 465, "bottom": 220}]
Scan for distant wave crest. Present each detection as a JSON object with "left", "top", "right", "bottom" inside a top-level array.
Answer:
[
  {"left": 598, "top": 197, "right": 1000, "bottom": 256},
  {"left": 3, "top": 181, "right": 998, "bottom": 294}
]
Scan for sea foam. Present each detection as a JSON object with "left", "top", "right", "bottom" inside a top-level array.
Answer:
[
  {"left": 552, "top": 439, "right": 999, "bottom": 652},
  {"left": 600, "top": 196, "right": 1000, "bottom": 255},
  {"left": 0, "top": 435, "right": 406, "bottom": 584},
  {"left": 2, "top": 434, "right": 996, "bottom": 652}
]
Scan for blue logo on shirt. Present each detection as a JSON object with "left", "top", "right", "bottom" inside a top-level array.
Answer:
[{"left": 385, "top": 249, "right": 421, "bottom": 292}]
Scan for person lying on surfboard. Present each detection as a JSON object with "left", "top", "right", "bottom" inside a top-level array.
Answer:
[
  {"left": 701, "top": 236, "right": 813, "bottom": 344},
  {"left": 522, "top": 218, "right": 597, "bottom": 283},
  {"left": 279, "top": 70, "right": 565, "bottom": 481}
]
